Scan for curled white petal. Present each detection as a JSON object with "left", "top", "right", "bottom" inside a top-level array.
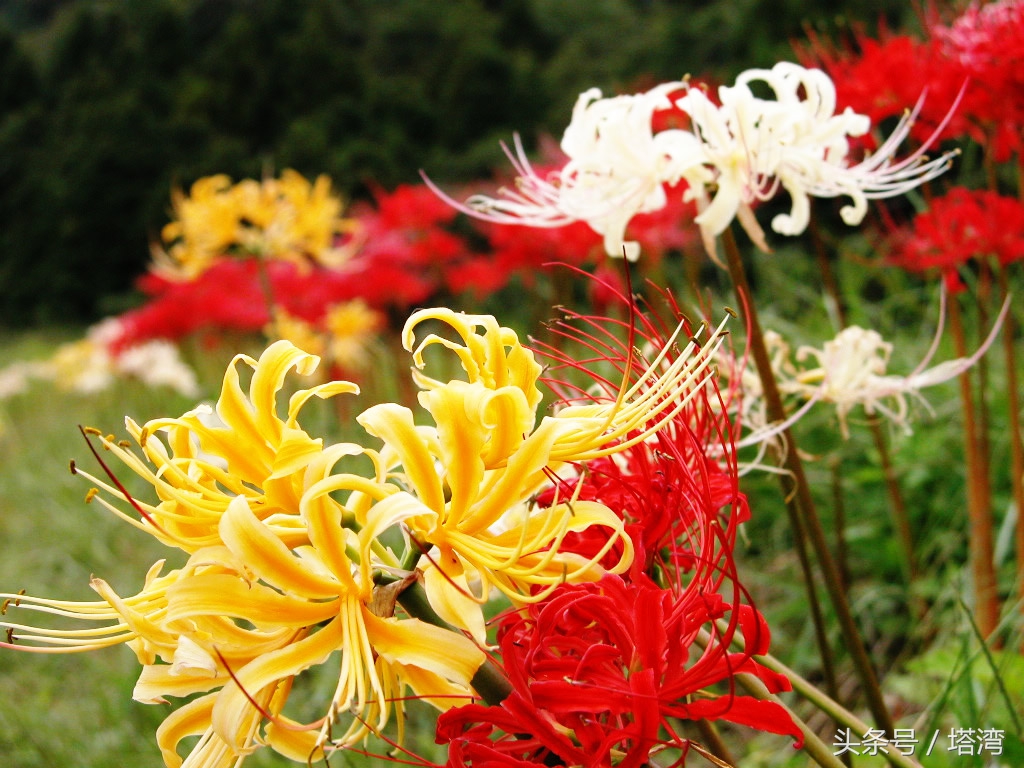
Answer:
[
  {"left": 676, "top": 62, "right": 958, "bottom": 252},
  {"left": 427, "top": 62, "right": 957, "bottom": 261},
  {"left": 424, "top": 82, "right": 703, "bottom": 260}
]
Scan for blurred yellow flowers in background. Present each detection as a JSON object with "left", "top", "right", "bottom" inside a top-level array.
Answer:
[{"left": 154, "top": 170, "right": 360, "bottom": 279}]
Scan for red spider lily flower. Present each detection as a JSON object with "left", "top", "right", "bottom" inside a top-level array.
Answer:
[
  {"left": 487, "top": 218, "right": 603, "bottom": 278},
  {"left": 118, "top": 260, "right": 273, "bottom": 347},
  {"left": 351, "top": 184, "right": 478, "bottom": 302},
  {"left": 529, "top": 391, "right": 742, "bottom": 582},
  {"left": 888, "top": 187, "right": 1024, "bottom": 292},
  {"left": 795, "top": 27, "right": 963, "bottom": 147},
  {"left": 436, "top": 284, "right": 801, "bottom": 767},
  {"left": 442, "top": 256, "right": 513, "bottom": 299},
  {"left": 533, "top": 443, "right": 741, "bottom": 582},
  {"left": 481, "top": 189, "right": 697, "bottom": 301},
  {"left": 931, "top": 0, "right": 1024, "bottom": 160},
  {"left": 116, "top": 181, "right": 513, "bottom": 354},
  {"left": 117, "top": 260, "right": 378, "bottom": 349},
  {"left": 473, "top": 190, "right": 697, "bottom": 301},
  {"left": 359, "top": 176, "right": 590, "bottom": 304},
  {"left": 531, "top": 282, "right": 744, "bottom": 576},
  {"left": 117, "top": 249, "right": 437, "bottom": 353},
  {"left": 798, "top": 2, "right": 1024, "bottom": 160},
  {"left": 438, "top": 577, "right": 801, "bottom": 768},
  {"left": 371, "top": 182, "right": 461, "bottom": 231}
]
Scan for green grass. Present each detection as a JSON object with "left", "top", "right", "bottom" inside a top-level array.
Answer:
[{"left": 0, "top": 380, "right": 191, "bottom": 767}]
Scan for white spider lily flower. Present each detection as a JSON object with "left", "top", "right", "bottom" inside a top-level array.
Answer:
[
  {"left": 429, "top": 63, "right": 959, "bottom": 263},
  {"left": 788, "top": 294, "right": 1008, "bottom": 437},
  {"left": 792, "top": 327, "right": 902, "bottom": 437},
  {"left": 425, "top": 82, "right": 706, "bottom": 261},
  {"left": 715, "top": 291, "right": 1008, "bottom": 454},
  {"left": 675, "top": 62, "right": 959, "bottom": 256}
]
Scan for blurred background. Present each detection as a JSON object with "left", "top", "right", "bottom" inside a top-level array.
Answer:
[{"left": 0, "top": 0, "right": 910, "bottom": 327}]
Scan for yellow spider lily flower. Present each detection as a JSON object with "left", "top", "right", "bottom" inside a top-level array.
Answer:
[
  {"left": 266, "top": 299, "right": 384, "bottom": 376},
  {"left": 356, "top": 308, "right": 728, "bottom": 640},
  {"left": 158, "top": 174, "right": 240, "bottom": 278},
  {"left": 3, "top": 493, "right": 482, "bottom": 767},
  {"left": 153, "top": 170, "right": 360, "bottom": 280},
  {"left": 323, "top": 299, "right": 384, "bottom": 373},
  {"left": 3, "top": 338, "right": 484, "bottom": 767},
  {"left": 73, "top": 340, "right": 356, "bottom": 552}
]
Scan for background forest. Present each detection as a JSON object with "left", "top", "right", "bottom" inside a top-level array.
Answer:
[{"left": 0, "top": 0, "right": 910, "bottom": 326}]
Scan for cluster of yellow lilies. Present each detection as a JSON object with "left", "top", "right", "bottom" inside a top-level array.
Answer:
[
  {"left": 1, "top": 306, "right": 727, "bottom": 768},
  {"left": 153, "top": 170, "right": 360, "bottom": 280}
]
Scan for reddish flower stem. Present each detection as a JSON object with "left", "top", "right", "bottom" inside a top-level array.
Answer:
[
  {"left": 829, "top": 458, "right": 850, "bottom": 593},
  {"left": 976, "top": 261, "right": 995, "bottom": 526},
  {"left": 995, "top": 267, "right": 1024, "bottom": 646},
  {"left": 947, "top": 294, "right": 1000, "bottom": 638}
]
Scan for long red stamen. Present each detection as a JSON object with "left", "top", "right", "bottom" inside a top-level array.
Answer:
[
  {"left": 77, "top": 425, "right": 170, "bottom": 537},
  {"left": 336, "top": 708, "right": 442, "bottom": 767}
]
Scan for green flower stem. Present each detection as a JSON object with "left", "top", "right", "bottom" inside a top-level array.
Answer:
[
  {"left": 720, "top": 227, "right": 895, "bottom": 736},
  {"left": 399, "top": 537, "right": 424, "bottom": 573},
  {"left": 467, "top": 659, "right": 515, "bottom": 709},
  {"left": 701, "top": 625, "right": 925, "bottom": 768},
  {"left": 689, "top": 628, "right": 848, "bottom": 768},
  {"left": 749, "top": 654, "right": 924, "bottom": 768},
  {"left": 732, "top": 671, "right": 850, "bottom": 768},
  {"left": 828, "top": 458, "right": 851, "bottom": 592},
  {"left": 867, "top": 418, "right": 918, "bottom": 584},
  {"left": 737, "top": 663, "right": 923, "bottom": 768},
  {"left": 396, "top": 578, "right": 513, "bottom": 705}
]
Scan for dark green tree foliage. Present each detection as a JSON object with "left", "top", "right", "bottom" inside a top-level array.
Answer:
[{"left": 0, "top": 0, "right": 914, "bottom": 326}]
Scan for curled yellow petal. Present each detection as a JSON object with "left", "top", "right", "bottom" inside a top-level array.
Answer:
[
  {"left": 263, "top": 716, "right": 327, "bottom": 764},
  {"left": 155, "top": 694, "right": 220, "bottom": 768},
  {"left": 133, "top": 662, "right": 226, "bottom": 705},
  {"left": 219, "top": 496, "right": 339, "bottom": 599},
  {"left": 166, "top": 573, "right": 340, "bottom": 628},
  {"left": 212, "top": 618, "right": 343, "bottom": 751},
  {"left": 363, "top": 611, "right": 484, "bottom": 689},
  {"left": 357, "top": 403, "right": 445, "bottom": 513}
]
